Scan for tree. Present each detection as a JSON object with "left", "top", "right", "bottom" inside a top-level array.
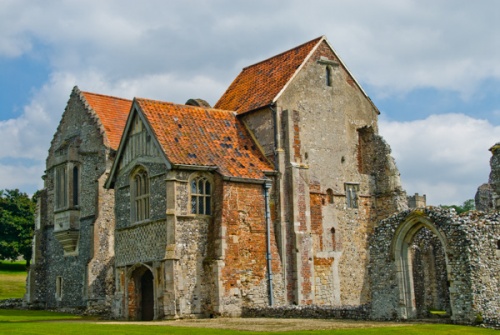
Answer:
[
  {"left": 440, "top": 199, "right": 476, "bottom": 214},
  {"left": 0, "top": 189, "right": 36, "bottom": 266}
]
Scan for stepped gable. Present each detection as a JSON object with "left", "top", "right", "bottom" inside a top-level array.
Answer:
[
  {"left": 81, "top": 91, "right": 132, "bottom": 150},
  {"left": 135, "top": 98, "right": 274, "bottom": 179},
  {"left": 215, "top": 36, "right": 323, "bottom": 114}
]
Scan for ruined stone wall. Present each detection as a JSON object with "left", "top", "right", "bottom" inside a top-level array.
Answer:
[
  {"left": 476, "top": 143, "right": 500, "bottom": 211},
  {"left": 370, "top": 208, "right": 500, "bottom": 327},
  {"left": 27, "top": 90, "right": 116, "bottom": 311}
]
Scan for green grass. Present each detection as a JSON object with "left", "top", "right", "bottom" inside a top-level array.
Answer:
[
  {"left": 0, "top": 310, "right": 497, "bottom": 335},
  {"left": 0, "top": 309, "right": 83, "bottom": 322},
  {"left": 0, "top": 261, "right": 27, "bottom": 299}
]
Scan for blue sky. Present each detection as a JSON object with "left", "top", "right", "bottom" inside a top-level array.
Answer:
[{"left": 0, "top": 0, "right": 499, "bottom": 205}]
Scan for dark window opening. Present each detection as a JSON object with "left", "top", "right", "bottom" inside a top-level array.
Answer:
[
  {"left": 331, "top": 227, "right": 336, "bottom": 250},
  {"left": 326, "top": 66, "right": 332, "bottom": 87},
  {"left": 72, "top": 166, "right": 79, "bottom": 206}
]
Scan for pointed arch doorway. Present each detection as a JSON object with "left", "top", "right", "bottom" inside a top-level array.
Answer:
[
  {"left": 391, "top": 216, "right": 452, "bottom": 319},
  {"left": 128, "top": 265, "right": 155, "bottom": 321}
]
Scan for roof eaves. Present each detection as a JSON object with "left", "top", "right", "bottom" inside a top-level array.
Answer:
[
  {"left": 171, "top": 164, "right": 219, "bottom": 171},
  {"left": 221, "top": 175, "right": 273, "bottom": 185}
]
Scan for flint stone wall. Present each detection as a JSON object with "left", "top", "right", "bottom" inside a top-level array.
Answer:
[{"left": 241, "top": 305, "right": 370, "bottom": 319}]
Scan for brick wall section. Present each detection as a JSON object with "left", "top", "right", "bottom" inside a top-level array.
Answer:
[
  {"left": 309, "top": 185, "right": 324, "bottom": 251},
  {"left": 127, "top": 279, "right": 137, "bottom": 319},
  {"left": 216, "top": 180, "right": 285, "bottom": 315}
]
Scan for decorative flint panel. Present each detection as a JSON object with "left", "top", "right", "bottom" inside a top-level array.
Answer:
[{"left": 115, "top": 220, "right": 167, "bottom": 266}]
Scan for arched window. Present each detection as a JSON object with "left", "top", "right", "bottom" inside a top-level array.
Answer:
[
  {"left": 190, "top": 176, "right": 211, "bottom": 215},
  {"left": 132, "top": 169, "right": 150, "bottom": 222}
]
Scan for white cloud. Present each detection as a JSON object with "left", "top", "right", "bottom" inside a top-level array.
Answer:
[
  {"left": 0, "top": 161, "right": 44, "bottom": 194},
  {"left": 2, "top": 0, "right": 499, "bottom": 95},
  {"left": 380, "top": 114, "right": 500, "bottom": 205},
  {"left": 0, "top": 0, "right": 499, "bottom": 201}
]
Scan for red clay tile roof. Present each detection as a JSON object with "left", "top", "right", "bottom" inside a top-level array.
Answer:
[
  {"left": 135, "top": 98, "right": 274, "bottom": 179},
  {"left": 215, "top": 36, "right": 323, "bottom": 114},
  {"left": 81, "top": 91, "right": 132, "bottom": 150}
]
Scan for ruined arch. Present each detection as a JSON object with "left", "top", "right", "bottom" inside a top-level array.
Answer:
[
  {"left": 369, "top": 208, "right": 497, "bottom": 324},
  {"left": 389, "top": 213, "right": 452, "bottom": 319},
  {"left": 126, "top": 264, "right": 155, "bottom": 321}
]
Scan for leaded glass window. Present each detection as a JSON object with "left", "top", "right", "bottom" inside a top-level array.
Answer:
[{"left": 191, "top": 176, "right": 211, "bottom": 215}]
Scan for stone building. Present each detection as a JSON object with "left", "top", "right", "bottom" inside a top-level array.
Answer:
[
  {"left": 26, "top": 87, "right": 131, "bottom": 311},
  {"left": 25, "top": 36, "right": 499, "bottom": 325},
  {"left": 105, "top": 99, "right": 283, "bottom": 319}
]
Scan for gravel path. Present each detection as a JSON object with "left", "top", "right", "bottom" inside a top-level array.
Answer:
[{"left": 96, "top": 318, "right": 415, "bottom": 332}]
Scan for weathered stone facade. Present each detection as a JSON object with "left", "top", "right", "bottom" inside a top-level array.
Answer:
[
  {"left": 236, "top": 39, "right": 407, "bottom": 307},
  {"left": 25, "top": 88, "right": 130, "bottom": 313},
  {"left": 26, "top": 36, "right": 499, "bottom": 326}
]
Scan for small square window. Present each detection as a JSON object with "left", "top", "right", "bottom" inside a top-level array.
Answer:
[{"left": 345, "top": 183, "right": 359, "bottom": 209}]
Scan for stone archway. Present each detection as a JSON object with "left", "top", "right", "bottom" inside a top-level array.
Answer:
[
  {"left": 127, "top": 264, "right": 155, "bottom": 321},
  {"left": 390, "top": 215, "right": 451, "bottom": 319},
  {"left": 370, "top": 208, "right": 500, "bottom": 325}
]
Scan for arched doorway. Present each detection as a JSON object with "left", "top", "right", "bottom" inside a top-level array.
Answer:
[
  {"left": 391, "top": 216, "right": 452, "bottom": 320},
  {"left": 127, "top": 265, "right": 155, "bottom": 321},
  {"left": 411, "top": 227, "right": 450, "bottom": 317}
]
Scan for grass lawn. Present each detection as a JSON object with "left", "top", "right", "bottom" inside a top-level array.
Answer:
[
  {"left": 0, "top": 261, "right": 27, "bottom": 299},
  {"left": 0, "top": 309, "right": 497, "bottom": 335}
]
